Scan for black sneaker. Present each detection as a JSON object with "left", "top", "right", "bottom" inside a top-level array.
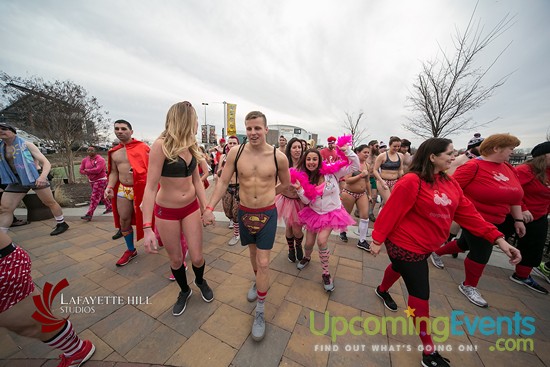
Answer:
[
  {"left": 80, "top": 215, "right": 92, "bottom": 221},
  {"left": 288, "top": 248, "right": 296, "bottom": 263},
  {"left": 50, "top": 222, "right": 69, "bottom": 236},
  {"left": 194, "top": 279, "right": 214, "bottom": 302},
  {"left": 339, "top": 232, "right": 348, "bottom": 243},
  {"left": 357, "top": 240, "right": 371, "bottom": 252},
  {"left": 295, "top": 245, "right": 304, "bottom": 261},
  {"left": 112, "top": 229, "right": 123, "bottom": 240},
  {"left": 369, "top": 214, "right": 376, "bottom": 223},
  {"left": 421, "top": 351, "right": 450, "bottom": 367},
  {"left": 173, "top": 289, "right": 192, "bottom": 316},
  {"left": 451, "top": 253, "right": 458, "bottom": 258},
  {"left": 509, "top": 273, "right": 549, "bottom": 294},
  {"left": 375, "top": 286, "right": 397, "bottom": 311}
]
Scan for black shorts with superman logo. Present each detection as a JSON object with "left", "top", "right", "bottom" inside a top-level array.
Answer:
[{"left": 238, "top": 204, "right": 278, "bottom": 250}]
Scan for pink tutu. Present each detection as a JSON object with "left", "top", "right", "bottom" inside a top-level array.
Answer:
[
  {"left": 298, "top": 206, "right": 356, "bottom": 232},
  {"left": 275, "top": 194, "right": 304, "bottom": 227}
]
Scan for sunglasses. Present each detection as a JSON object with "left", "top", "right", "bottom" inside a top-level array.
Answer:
[{"left": 0, "top": 127, "right": 12, "bottom": 131}]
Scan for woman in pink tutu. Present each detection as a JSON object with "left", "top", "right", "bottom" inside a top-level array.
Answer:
[
  {"left": 292, "top": 138, "right": 359, "bottom": 291},
  {"left": 275, "top": 138, "right": 305, "bottom": 263}
]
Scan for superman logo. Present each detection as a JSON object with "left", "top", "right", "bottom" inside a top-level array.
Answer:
[{"left": 241, "top": 213, "right": 271, "bottom": 235}]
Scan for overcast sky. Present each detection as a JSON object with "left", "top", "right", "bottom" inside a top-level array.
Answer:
[{"left": 1, "top": 0, "right": 548, "bottom": 150}]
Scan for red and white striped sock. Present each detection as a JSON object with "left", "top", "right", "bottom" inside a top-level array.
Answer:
[
  {"left": 233, "top": 223, "right": 240, "bottom": 237},
  {"left": 44, "top": 320, "right": 83, "bottom": 357}
]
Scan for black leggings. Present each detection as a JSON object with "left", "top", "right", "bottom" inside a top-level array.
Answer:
[
  {"left": 516, "top": 215, "right": 548, "bottom": 267},
  {"left": 389, "top": 256, "right": 430, "bottom": 301},
  {"left": 457, "top": 216, "right": 515, "bottom": 264}
]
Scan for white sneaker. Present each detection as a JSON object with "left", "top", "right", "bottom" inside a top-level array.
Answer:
[
  {"left": 228, "top": 219, "right": 234, "bottom": 229},
  {"left": 228, "top": 235, "right": 240, "bottom": 246},
  {"left": 430, "top": 253, "right": 445, "bottom": 269},
  {"left": 458, "top": 283, "right": 488, "bottom": 308},
  {"left": 247, "top": 282, "right": 257, "bottom": 302}
]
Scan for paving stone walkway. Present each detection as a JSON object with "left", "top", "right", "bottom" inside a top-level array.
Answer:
[{"left": 1, "top": 206, "right": 549, "bottom": 367}]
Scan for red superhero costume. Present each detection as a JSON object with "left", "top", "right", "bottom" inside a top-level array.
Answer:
[{"left": 107, "top": 139, "right": 150, "bottom": 240}]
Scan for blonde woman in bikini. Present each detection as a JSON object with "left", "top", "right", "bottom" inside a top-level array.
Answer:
[
  {"left": 372, "top": 136, "right": 404, "bottom": 208},
  {"left": 339, "top": 144, "right": 373, "bottom": 251}
]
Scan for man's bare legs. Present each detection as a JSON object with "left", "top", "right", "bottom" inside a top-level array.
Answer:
[
  {"left": 248, "top": 245, "right": 271, "bottom": 341},
  {"left": 115, "top": 196, "right": 137, "bottom": 266},
  {"left": 0, "top": 192, "right": 25, "bottom": 232}
]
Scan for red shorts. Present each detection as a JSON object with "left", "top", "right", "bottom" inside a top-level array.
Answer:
[
  {"left": 0, "top": 244, "right": 35, "bottom": 313},
  {"left": 154, "top": 199, "right": 199, "bottom": 221}
]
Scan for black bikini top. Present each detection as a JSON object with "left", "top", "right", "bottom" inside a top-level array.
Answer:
[
  {"left": 380, "top": 152, "right": 401, "bottom": 171},
  {"left": 161, "top": 155, "right": 197, "bottom": 177}
]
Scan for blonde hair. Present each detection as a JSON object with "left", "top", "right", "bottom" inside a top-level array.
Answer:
[
  {"left": 160, "top": 101, "right": 201, "bottom": 162},
  {"left": 479, "top": 133, "right": 521, "bottom": 156}
]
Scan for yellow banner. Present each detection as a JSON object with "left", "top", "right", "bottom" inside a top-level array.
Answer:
[{"left": 226, "top": 103, "right": 237, "bottom": 136}]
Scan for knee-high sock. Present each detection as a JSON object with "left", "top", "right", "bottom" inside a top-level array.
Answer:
[
  {"left": 464, "top": 257, "right": 485, "bottom": 287},
  {"left": 408, "top": 295, "right": 435, "bottom": 355},
  {"left": 318, "top": 247, "right": 330, "bottom": 275},
  {"left": 359, "top": 219, "right": 370, "bottom": 241},
  {"left": 44, "top": 320, "right": 84, "bottom": 357},
  {"left": 171, "top": 263, "right": 190, "bottom": 293},
  {"left": 434, "top": 239, "right": 462, "bottom": 256},
  {"left": 379, "top": 264, "right": 401, "bottom": 292},
  {"left": 286, "top": 236, "right": 295, "bottom": 250},
  {"left": 233, "top": 223, "right": 240, "bottom": 237},
  {"left": 295, "top": 236, "right": 303, "bottom": 248},
  {"left": 192, "top": 261, "right": 206, "bottom": 284},
  {"left": 515, "top": 264, "right": 532, "bottom": 279},
  {"left": 121, "top": 227, "right": 135, "bottom": 251}
]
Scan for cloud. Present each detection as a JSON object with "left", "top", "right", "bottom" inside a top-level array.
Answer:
[{"left": 1, "top": 0, "right": 548, "bottom": 149}]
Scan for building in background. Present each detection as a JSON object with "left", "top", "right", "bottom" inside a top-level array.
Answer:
[{"left": 267, "top": 124, "right": 318, "bottom": 148}]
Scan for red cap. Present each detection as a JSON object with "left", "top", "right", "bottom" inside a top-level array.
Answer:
[
  {"left": 220, "top": 138, "right": 226, "bottom": 143},
  {"left": 327, "top": 136, "right": 336, "bottom": 143}
]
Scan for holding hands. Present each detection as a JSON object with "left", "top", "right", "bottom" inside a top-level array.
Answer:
[{"left": 202, "top": 207, "right": 216, "bottom": 227}]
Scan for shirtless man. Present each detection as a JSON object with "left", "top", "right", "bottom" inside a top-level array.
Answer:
[
  {"left": 0, "top": 123, "right": 69, "bottom": 235},
  {"left": 105, "top": 120, "right": 150, "bottom": 267},
  {"left": 366, "top": 140, "right": 380, "bottom": 222},
  {"left": 277, "top": 135, "right": 287, "bottom": 154},
  {"left": 217, "top": 135, "right": 241, "bottom": 245},
  {"left": 202, "top": 111, "right": 290, "bottom": 342}
]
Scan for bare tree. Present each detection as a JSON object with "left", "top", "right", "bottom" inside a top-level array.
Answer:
[
  {"left": 0, "top": 72, "right": 109, "bottom": 183},
  {"left": 342, "top": 111, "right": 368, "bottom": 147},
  {"left": 404, "top": 3, "right": 514, "bottom": 138}
]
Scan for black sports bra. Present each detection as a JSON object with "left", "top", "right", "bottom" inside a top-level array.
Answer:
[
  {"left": 380, "top": 152, "right": 400, "bottom": 171},
  {"left": 161, "top": 155, "right": 197, "bottom": 177}
]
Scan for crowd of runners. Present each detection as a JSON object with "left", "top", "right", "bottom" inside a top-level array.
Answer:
[{"left": 0, "top": 105, "right": 548, "bottom": 367}]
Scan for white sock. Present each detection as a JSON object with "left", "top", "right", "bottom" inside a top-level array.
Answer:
[
  {"left": 0, "top": 227, "right": 9, "bottom": 233},
  {"left": 54, "top": 215, "right": 65, "bottom": 223},
  {"left": 359, "top": 219, "right": 369, "bottom": 242}
]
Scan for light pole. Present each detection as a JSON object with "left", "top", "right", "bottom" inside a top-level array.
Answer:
[
  {"left": 201, "top": 102, "right": 208, "bottom": 145},
  {"left": 223, "top": 101, "right": 227, "bottom": 138}
]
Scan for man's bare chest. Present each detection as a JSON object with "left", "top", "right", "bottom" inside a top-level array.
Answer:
[{"left": 111, "top": 148, "right": 129, "bottom": 166}]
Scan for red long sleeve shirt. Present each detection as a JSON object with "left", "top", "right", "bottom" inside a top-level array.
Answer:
[
  {"left": 517, "top": 164, "right": 550, "bottom": 221},
  {"left": 452, "top": 159, "right": 523, "bottom": 224},
  {"left": 372, "top": 173, "right": 503, "bottom": 254}
]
